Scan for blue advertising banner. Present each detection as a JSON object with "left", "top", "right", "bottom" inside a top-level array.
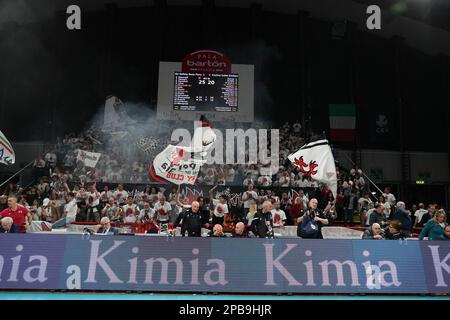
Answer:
[{"left": 0, "top": 234, "right": 449, "bottom": 294}]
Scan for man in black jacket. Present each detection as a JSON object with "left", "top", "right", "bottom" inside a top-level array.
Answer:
[
  {"left": 0, "top": 217, "right": 20, "bottom": 233},
  {"left": 391, "top": 201, "right": 411, "bottom": 237},
  {"left": 173, "top": 201, "right": 204, "bottom": 237},
  {"left": 251, "top": 201, "right": 274, "bottom": 238},
  {"left": 297, "top": 198, "right": 331, "bottom": 239}
]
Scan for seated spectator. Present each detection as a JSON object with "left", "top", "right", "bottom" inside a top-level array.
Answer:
[
  {"left": 384, "top": 220, "right": 405, "bottom": 240},
  {"left": 418, "top": 204, "right": 436, "bottom": 228},
  {"left": 419, "top": 209, "right": 446, "bottom": 240},
  {"left": 0, "top": 217, "right": 19, "bottom": 233},
  {"left": 94, "top": 217, "right": 118, "bottom": 234},
  {"left": 52, "top": 192, "right": 78, "bottom": 229},
  {"left": 232, "top": 222, "right": 248, "bottom": 238},
  {"left": 362, "top": 223, "right": 384, "bottom": 240},
  {"left": 438, "top": 225, "right": 450, "bottom": 241},
  {"left": 209, "top": 224, "right": 226, "bottom": 237}
]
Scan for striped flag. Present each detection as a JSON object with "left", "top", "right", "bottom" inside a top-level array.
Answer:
[
  {"left": 329, "top": 104, "right": 355, "bottom": 142},
  {"left": 0, "top": 130, "right": 15, "bottom": 165}
]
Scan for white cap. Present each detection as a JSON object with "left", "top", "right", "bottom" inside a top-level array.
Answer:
[{"left": 43, "top": 198, "right": 50, "bottom": 206}]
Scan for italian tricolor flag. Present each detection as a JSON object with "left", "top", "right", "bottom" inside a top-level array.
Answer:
[
  {"left": 329, "top": 104, "right": 355, "bottom": 142},
  {"left": 0, "top": 130, "right": 15, "bottom": 165}
]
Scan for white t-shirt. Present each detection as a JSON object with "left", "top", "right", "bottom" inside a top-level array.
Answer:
[
  {"left": 242, "top": 178, "right": 254, "bottom": 187},
  {"left": 414, "top": 209, "right": 428, "bottom": 222},
  {"left": 100, "top": 191, "right": 113, "bottom": 202},
  {"left": 64, "top": 199, "right": 78, "bottom": 223},
  {"left": 139, "top": 208, "right": 156, "bottom": 221},
  {"left": 279, "top": 176, "right": 290, "bottom": 187},
  {"left": 242, "top": 190, "right": 258, "bottom": 208},
  {"left": 258, "top": 175, "right": 272, "bottom": 187},
  {"left": 226, "top": 168, "right": 235, "bottom": 182},
  {"left": 212, "top": 199, "right": 229, "bottom": 218},
  {"left": 271, "top": 209, "right": 287, "bottom": 226},
  {"left": 122, "top": 204, "right": 138, "bottom": 216},
  {"left": 154, "top": 201, "right": 172, "bottom": 222},
  {"left": 383, "top": 193, "right": 396, "bottom": 206},
  {"left": 114, "top": 190, "right": 129, "bottom": 204},
  {"left": 86, "top": 192, "right": 100, "bottom": 208}
]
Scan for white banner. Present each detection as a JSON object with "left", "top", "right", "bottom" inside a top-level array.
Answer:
[
  {"left": 76, "top": 149, "right": 102, "bottom": 168},
  {"left": 150, "top": 119, "right": 216, "bottom": 185},
  {"left": 288, "top": 139, "right": 337, "bottom": 198}
]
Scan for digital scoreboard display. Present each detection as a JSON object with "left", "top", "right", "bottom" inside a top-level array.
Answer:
[{"left": 173, "top": 72, "right": 238, "bottom": 112}]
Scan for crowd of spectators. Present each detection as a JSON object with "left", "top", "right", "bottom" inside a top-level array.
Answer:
[{"left": 0, "top": 122, "right": 448, "bottom": 239}]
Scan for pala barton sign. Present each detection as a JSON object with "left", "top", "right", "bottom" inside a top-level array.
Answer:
[{"left": 0, "top": 234, "right": 449, "bottom": 294}]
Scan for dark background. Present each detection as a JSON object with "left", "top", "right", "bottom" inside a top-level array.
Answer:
[{"left": 0, "top": 0, "right": 449, "bottom": 152}]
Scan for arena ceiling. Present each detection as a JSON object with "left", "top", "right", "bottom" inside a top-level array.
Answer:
[{"left": 1, "top": 0, "right": 450, "bottom": 56}]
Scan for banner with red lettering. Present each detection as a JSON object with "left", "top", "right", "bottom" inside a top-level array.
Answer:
[{"left": 149, "top": 116, "right": 216, "bottom": 185}]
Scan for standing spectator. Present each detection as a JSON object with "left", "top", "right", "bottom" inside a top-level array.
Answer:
[
  {"left": 113, "top": 184, "right": 128, "bottom": 205},
  {"left": 44, "top": 149, "right": 58, "bottom": 171},
  {"left": 414, "top": 203, "right": 428, "bottom": 228},
  {"left": 378, "top": 195, "right": 391, "bottom": 218},
  {"left": 225, "top": 165, "right": 236, "bottom": 185},
  {"left": 242, "top": 184, "right": 258, "bottom": 219},
  {"left": 418, "top": 204, "right": 436, "bottom": 227},
  {"left": 0, "top": 196, "right": 32, "bottom": 233},
  {"left": 383, "top": 187, "right": 396, "bottom": 206},
  {"left": 100, "top": 185, "right": 112, "bottom": 206},
  {"left": 296, "top": 198, "right": 331, "bottom": 239},
  {"left": 362, "top": 223, "right": 384, "bottom": 240},
  {"left": 242, "top": 173, "right": 254, "bottom": 187},
  {"left": 358, "top": 192, "right": 373, "bottom": 226},
  {"left": 368, "top": 204, "right": 388, "bottom": 227},
  {"left": 172, "top": 201, "right": 205, "bottom": 237},
  {"left": 251, "top": 201, "right": 274, "bottom": 238},
  {"left": 391, "top": 201, "right": 412, "bottom": 237},
  {"left": 209, "top": 186, "right": 229, "bottom": 226},
  {"left": 0, "top": 195, "right": 8, "bottom": 211},
  {"left": 343, "top": 189, "right": 358, "bottom": 226},
  {"left": 154, "top": 195, "right": 172, "bottom": 224},
  {"left": 85, "top": 184, "right": 101, "bottom": 222},
  {"left": 122, "top": 196, "right": 140, "bottom": 223},
  {"left": 419, "top": 209, "right": 446, "bottom": 240},
  {"left": 271, "top": 202, "right": 287, "bottom": 227}
]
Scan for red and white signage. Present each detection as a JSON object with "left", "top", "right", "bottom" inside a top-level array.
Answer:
[{"left": 182, "top": 49, "right": 231, "bottom": 74}]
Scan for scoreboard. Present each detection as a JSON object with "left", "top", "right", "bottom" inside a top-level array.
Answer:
[{"left": 173, "top": 72, "right": 239, "bottom": 112}]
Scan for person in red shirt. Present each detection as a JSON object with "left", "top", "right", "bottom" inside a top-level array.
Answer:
[{"left": 0, "top": 196, "right": 32, "bottom": 233}]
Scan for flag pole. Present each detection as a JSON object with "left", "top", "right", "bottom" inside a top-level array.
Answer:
[
  {"left": 339, "top": 151, "right": 384, "bottom": 197},
  {"left": 0, "top": 160, "right": 34, "bottom": 189}
]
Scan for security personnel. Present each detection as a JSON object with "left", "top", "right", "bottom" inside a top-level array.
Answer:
[
  {"left": 173, "top": 201, "right": 204, "bottom": 237},
  {"left": 251, "top": 201, "right": 274, "bottom": 238}
]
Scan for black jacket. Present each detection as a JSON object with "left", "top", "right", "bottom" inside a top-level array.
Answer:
[
  {"left": 391, "top": 207, "right": 412, "bottom": 231},
  {"left": 174, "top": 208, "right": 204, "bottom": 237},
  {"left": 343, "top": 195, "right": 358, "bottom": 210},
  {"left": 297, "top": 209, "right": 332, "bottom": 239},
  {"left": 97, "top": 226, "right": 119, "bottom": 235},
  {"left": 0, "top": 224, "right": 20, "bottom": 233},
  {"left": 251, "top": 211, "right": 274, "bottom": 238}
]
